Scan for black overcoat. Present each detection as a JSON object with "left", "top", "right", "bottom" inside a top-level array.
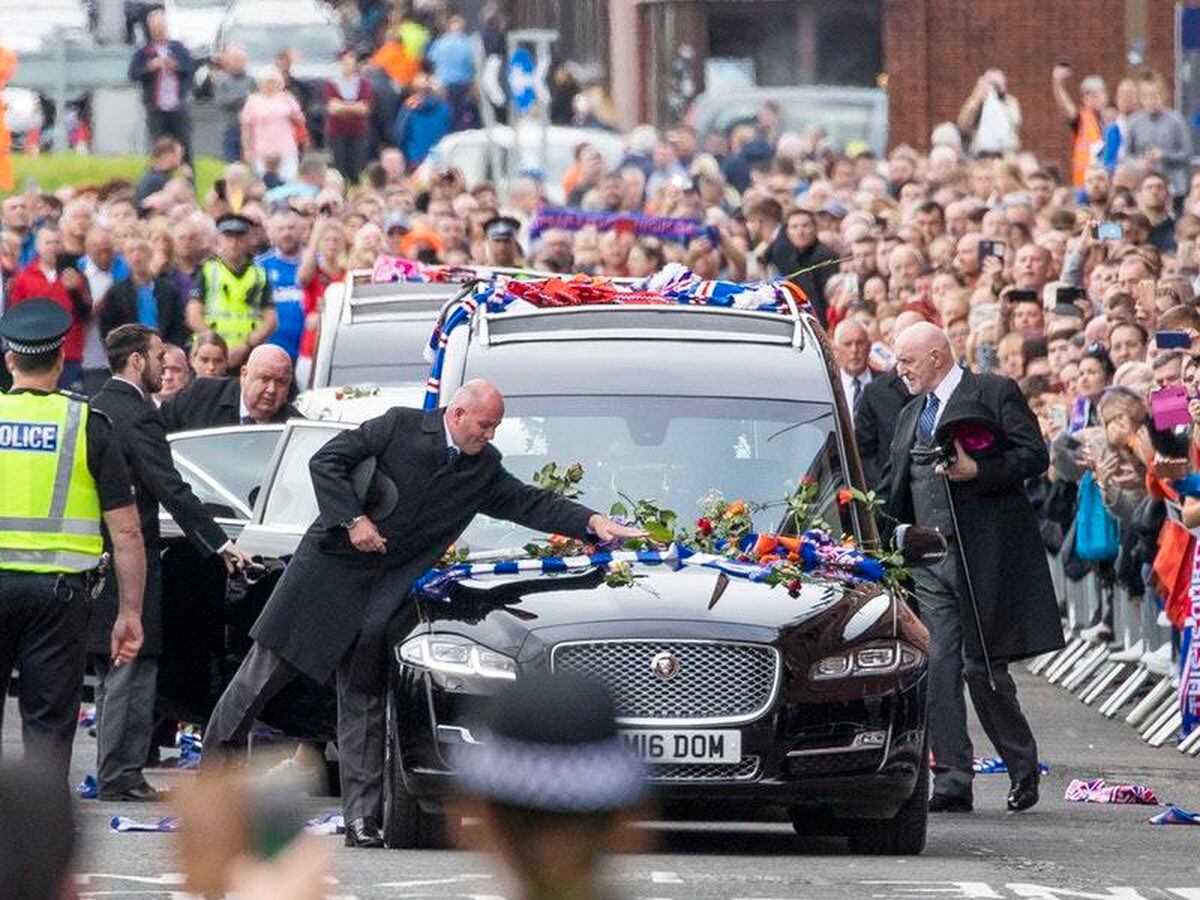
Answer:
[
  {"left": 854, "top": 370, "right": 910, "bottom": 491},
  {"left": 251, "top": 407, "right": 595, "bottom": 690},
  {"left": 88, "top": 378, "right": 229, "bottom": 656},
  {"left": 160, "top": 376, "right": 303, "bottom": 432},
  {"left": 881, "top": 369, "right": 1064, "bottom": 662}
]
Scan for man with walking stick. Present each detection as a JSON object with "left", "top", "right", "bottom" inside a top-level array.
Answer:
[{"left": 882, "top": 322, "right": 1064, "bottom": 813}]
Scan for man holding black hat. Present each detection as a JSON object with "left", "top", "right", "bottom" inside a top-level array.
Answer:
[
  {"left": 482, "top": 215, "right": 524, "bottom": 268},
  {"left": 0, "top": 299, "right": 146, "bottom": 781},
  {"left": 203, "top": 379, "right": 643, "bottom": 848},
  {"left": 882, "top": 322, "right": 1063, "bottom": 814},
  {"left": 186, "top": 213, "right": 276, "bottom": 370}
]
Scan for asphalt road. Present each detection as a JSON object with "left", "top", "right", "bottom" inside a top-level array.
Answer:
[{"left": 5, "top": 668, "right": 1199, "bottom": 899}]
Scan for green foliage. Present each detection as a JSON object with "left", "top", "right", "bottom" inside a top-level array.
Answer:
[
  {"left": 532, "top": 461, "right": 585, "bottom": 498},
  {"left": 8, "top": 154, "right": 224, "bottom": 201}
]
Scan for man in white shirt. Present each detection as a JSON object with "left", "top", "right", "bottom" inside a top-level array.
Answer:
[
  {"left": 79, "top": 225, "right": 129, "bottom": 395},
  {"left": 833, "top": 319, "right": 872, "bottom": 419}
]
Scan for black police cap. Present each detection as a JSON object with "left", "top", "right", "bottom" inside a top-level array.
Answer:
[
  {"left": 0, "top": 298, "right": 71, "bottom": 354},
  {"left": 483, "top": 215, "right": 521, "bottom": 241},
  {"left": 216, "top": 213, "right": 254, "bottom": 236}
]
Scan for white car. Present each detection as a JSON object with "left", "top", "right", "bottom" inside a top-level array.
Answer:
[
  {"left": 164, "top": 0, "right": 229, "bottom": 60},
  {"left": 419, "top": 124, "right": 625, "bottom": 203},
  {"left": 213, "top": 0, "right": 341, "bottom": 82}
]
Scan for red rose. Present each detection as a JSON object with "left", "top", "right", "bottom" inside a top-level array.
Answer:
[
  {"left": 800, "top": 475, "right": 817, "bottom": 487},
  {"left": 837, "top": 488, "right": 855, "bottom": 506},
  {"left": 787, "top": 578, "right": 802, "bottom": 597},
  {"left": 696, "top": 517, "right": 714, "bottom": 536}
]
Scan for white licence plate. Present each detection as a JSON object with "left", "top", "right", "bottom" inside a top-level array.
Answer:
[{"left": 619, "top": 729, "right": 741, "bottom": 763}]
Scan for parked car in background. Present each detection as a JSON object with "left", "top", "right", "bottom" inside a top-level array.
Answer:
[
  {"left": 309, "top": 271, "right": 462, "bottom": 390},
  {"left": 691, "top": 85, "right": 888, "bottom": 156},
  {"left": 164, "top": 0, "right": 228, "bottom": 61},
  {"left": 213, "top": 0, "right": 340, "bottom": 82},
  {"left": 419, "top": 124, "right": 624, "bottom": 202}
]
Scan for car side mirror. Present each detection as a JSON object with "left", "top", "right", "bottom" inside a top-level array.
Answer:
[{"left": 893, "top": 524, "right": 948, "bottom": 568}]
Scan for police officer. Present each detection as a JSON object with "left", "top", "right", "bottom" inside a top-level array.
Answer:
[
  {"left": 184, "top": 214, "right": 277, "bottom": 371},
  {"left": 0, "top": 299, "right": 146, "bottom": 781},
  {"left": 482, "top": 215, "right": 525, "bottom": 268}
]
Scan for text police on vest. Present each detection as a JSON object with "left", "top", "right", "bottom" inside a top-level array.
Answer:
[{"left": 0, "top": 422, "right": 60, "bottom": 451}]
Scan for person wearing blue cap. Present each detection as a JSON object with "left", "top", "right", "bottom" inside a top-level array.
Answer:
[
  {"left": 482, "top": 215, "right": 524, "bottom": 268},
  {"left": 0, "top": 298, "right": 147, "bottom": 782}
]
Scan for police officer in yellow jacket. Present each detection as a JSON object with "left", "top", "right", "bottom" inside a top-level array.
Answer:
[
  {"left": 0, "top": 298, "right": 146, "bottom": 780},
  {"left": 184, "top": 214, "right": 277, "bottom": 371}
]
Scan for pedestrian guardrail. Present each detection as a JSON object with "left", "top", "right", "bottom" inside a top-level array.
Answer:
[{"left": 1029, "top": 553, "right": 1198, "bottom": 757}]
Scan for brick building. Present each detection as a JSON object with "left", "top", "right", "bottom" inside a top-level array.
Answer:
[{"left": 883, "top": 0, "right": 1177, "bottom": 175}]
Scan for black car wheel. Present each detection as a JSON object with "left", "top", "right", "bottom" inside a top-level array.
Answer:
[
  {"left": 843, "top": 757, "right": 929, "bottom": 855},
  {"left": 382, "top": 691, "right": 444, "bottom": 849}
]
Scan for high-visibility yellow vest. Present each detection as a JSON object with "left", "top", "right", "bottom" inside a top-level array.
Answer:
[
  {"left": 0, "top": 391, "right": 103, "bottom": 573},
  {"left": 201, "top": 257, "right": 267, "bottom": 347}
]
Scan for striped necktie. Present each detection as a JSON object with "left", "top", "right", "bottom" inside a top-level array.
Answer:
[
  {"left": 917, "top": 393, "right": 940, "bottom": 444},
  {"left": 851, "top": 376, "right": 863, "bottom": 412}
]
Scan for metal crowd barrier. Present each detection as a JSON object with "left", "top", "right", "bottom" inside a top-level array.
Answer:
[{"left": 1028, "top": 554, "right": 1198, "bottom": 757}]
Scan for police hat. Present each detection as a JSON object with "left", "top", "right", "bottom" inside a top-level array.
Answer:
[
  {"left": 0, "top": 298, "right": 71, "bottom": 355},
  {"left": 453, "top": 671, "right": 647, "bottom": 813},
  {"left": 215, "top": 213, "right": 254, "bottom": 236},
  {"left": 483, "top": 215, "right": 521, "bottom": 241},
  {"left": 350, "top": 458, "right": 399, "bottom": 521}
]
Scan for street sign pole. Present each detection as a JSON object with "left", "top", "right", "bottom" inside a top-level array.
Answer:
[{"left": 505, "top": 29, "right": 558, "bottom": 189}]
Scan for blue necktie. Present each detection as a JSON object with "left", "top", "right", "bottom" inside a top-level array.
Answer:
[
  {"left": 446, "top": 445, "right": 460, "bottom": 466},
  {"left": 917, "top": 393, "right": 940, "bottom": 444}
]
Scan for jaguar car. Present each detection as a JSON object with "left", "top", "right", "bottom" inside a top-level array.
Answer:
[{"left": 378, "top": 301, "right": 936, "bottom": 854}]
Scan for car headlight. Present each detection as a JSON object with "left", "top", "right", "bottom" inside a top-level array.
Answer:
[
  {"left": 810, "top": 640, "right": 924, "bottom": 682},
  {"left": 398, "top": 634, "right": 517, "bottom": 681}
]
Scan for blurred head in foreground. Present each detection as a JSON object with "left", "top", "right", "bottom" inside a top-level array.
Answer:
[
  {"left": 452, "top": 672, "right": 651, "bottom": 897},
  {"left": 0, "top": 762, "right": 76, "bottom": 900}
]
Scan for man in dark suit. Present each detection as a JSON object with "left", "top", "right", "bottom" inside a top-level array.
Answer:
[
  {"left": 89, "top": 325, "right": 251, "bottom": 800},
  {"left": 882, "top": 322, "right": 1063, "bottom": 814},
  {"left": 855, "top": 369, "right": 910, "bottom": 490},
  {"left": 204, "top": 379, "right": 644, "bottom": 848},
  {"left": 97, "top": 232, "right": 189, "bottom": 349},
  {"left": 160, "top": 344, "right": 301, "bottom": 432}
]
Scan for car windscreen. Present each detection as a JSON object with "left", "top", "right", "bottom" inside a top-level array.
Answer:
[{"left": 459, "top": 394, "right": 850, "bottom": 553}]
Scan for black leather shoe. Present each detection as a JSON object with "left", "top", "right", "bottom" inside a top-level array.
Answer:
[
  {"left": 98, "top": 782, "right": 166, "bottom": 803},
  {"left": 344, "top": 817, "right": 385, "bottom": 848},
  {"left": 1007, "top": 773, "right": 1039, "bottom": 812},
  {"left": 928, "top": 792, "right": 973, "bottom": 813}
]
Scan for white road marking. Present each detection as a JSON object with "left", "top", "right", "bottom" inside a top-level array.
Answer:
[
  {"left": 651, "top": 871, "right": 685, "bottom": 884},
  {"left": 374, "top": 874, "right": 494, "bottom": 888},
  {"left": 861, "top": 882, "right": 1004, "bottom": 898},
  {"left": 1007, "top": 887, "right": 1157, "bottom": 900}
]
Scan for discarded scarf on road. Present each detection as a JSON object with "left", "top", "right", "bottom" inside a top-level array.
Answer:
[
  {"left": 973, "top": 757, "right": 1051, "bottom": 775},
  {"left": 110, "top": 816, "right": 179, "bottom": 833},
  {"left": 421, "top": 270, "right": 806, "bottom": 409},
  {"left": 413, "top": 532, "right": 887, "bottom": 602},
  {"left": 530, "top": 206, "right": 719, "bottom": 246},
  {"left": 1064, "top": 778, "right": 1159, "bottom": 805},
  {"left": 76, "top": 775, "right": 97, "bottom": 799},
  {"left": 1148, "top": 805, "right": 1200, "bottom": 825},
  {"left": 304, "top": 812, "right": 346, "bottom": 835}
]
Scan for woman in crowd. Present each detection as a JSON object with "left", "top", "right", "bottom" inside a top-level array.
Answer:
[
  {"left": 190, "top": 331, "right": 230, "bottom": 378},
  {"left": 240, "top": 70, "right": 306, "bottom": 182}
]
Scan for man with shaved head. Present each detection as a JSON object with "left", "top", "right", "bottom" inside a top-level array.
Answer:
[
  {"left": 204, "top": 378, "right": 644, "bottom": 846},
  {"left": 882, "top": 322, "right": 1063, "bottom": 815},
  {"left": 160, "top": 343, "right": 300, "bottom": 430}
]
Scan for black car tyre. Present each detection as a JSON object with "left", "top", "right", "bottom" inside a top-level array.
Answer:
[
  {"left": 843, "top": 757, "right": 929, "bottom": 855},
  {"left": 382, "top": 693, "right": 445, "bottom": 849}
]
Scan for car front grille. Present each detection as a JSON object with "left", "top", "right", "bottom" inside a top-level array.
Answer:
[
  {"left": 550, "top": 640, "right": 779, "bottom": 724},
  {"left": 648, "top": 756, "right": 761, "bottom": 782}
]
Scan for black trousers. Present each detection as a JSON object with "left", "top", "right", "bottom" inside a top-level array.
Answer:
[
  {"left": 146, "top": 107, "right": 193, "bottom": 164},
  {"left": 328, "top": 134, "right": 370, "bottom": 185},
  {"left": 204, "top": 640, "right": 387, "bottom": 822},
  {"left": 912, "top": 547, "right": 1038, "bottom": 799},
  {"left": 0, "top": 571, "right": 89, "bottom": 781}
]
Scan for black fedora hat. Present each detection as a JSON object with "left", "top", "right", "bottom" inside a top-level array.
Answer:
[
  {"left": 350, "top": 458, "right": 399, "bottom": 521},
  {"left": 934, "top": 402, "right": 1004, "bottom": 458}
]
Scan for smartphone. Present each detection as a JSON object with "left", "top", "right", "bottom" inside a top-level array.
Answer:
[
  {"left": 1049, "top": 404, "right": 1068, "bottom": 431},
  {"left": 978, "top": 342, "right": 999, "bottom": 373},
  {"left": 978, "top": 239, "right": 1006, "bottom": 263},
  {"left": 1097, "top": 221, "right": 1124, "bottom": 241},
  {"left": 1155, "top": 330, "right": 1191, "bottom": 350}
]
